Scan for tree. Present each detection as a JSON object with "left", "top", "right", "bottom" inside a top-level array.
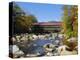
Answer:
[
  {"left": 12, "top": 2, "right": 38, "bottom": 33},
  {"left": 28, "top": 15, "right": 38, "bottom": 23},
  {"left": 62, "top": 5, "right": 78, "bottom": 51},
  {"left": 62, "top": 5, "right": 78, "bottom": 38},
  {"left": 70, "top": 6, "right": 78, "bottom": 37}
]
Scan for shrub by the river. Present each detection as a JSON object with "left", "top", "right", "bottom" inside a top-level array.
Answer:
[{"left": 63, "top": 37, "right": 77, "bottom": 51}]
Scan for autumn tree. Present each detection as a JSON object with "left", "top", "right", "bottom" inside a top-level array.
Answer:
[
  {"left": 62, "top": 5, "right": 78, "bottom": 51},
  {"left": 70, "top": 6, "right": 78, "bottom": 37},
  {"left": 62, "top": 5, "right": 78, "bottom": 38},
  {"left": 11, "top": 2, "right": 37, "bottom": 33}
]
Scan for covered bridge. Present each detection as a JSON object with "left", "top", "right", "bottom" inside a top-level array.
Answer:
[{"left": 32, "top": 22, "right": 62, "bottom": 33}]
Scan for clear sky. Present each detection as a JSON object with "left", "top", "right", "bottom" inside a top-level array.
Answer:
[{"left": 16, "top": 2, "right": 64, "bottom": 22}]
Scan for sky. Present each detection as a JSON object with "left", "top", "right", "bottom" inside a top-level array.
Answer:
[{"left": 16, "top": 2, "right": 64, "bottom": 22}]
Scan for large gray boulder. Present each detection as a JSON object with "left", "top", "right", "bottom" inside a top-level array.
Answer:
[{"left": 9, "top": 45, "right": 24, "bottom": 58}]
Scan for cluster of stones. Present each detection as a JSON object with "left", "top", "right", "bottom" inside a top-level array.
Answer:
[{"left": 9, "top": 33, "right": 78, "bottom": 58}]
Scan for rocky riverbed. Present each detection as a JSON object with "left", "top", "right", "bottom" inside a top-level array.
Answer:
[{"left": 9, "top": 33, "right": 78, "bottom": 58}]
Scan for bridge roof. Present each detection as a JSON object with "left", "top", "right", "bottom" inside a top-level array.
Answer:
[{"left": 33, "top": 22, "right": 62, "bottom": 26}]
